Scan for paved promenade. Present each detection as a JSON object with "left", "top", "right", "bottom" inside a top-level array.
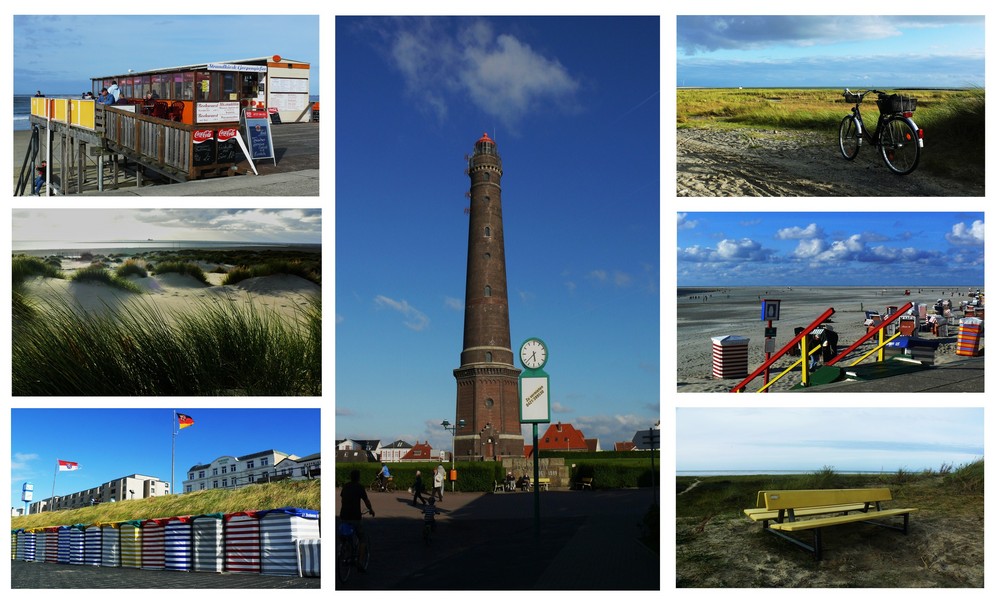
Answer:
[
  {"left": 10, "top": 561, "right": 319, "bottom": 588},
  {"left": 808, "top": 355, "right": 984, "bottom": 392},
  {"left": 335, "top": 488, "right": 660, "bottom": 591}
]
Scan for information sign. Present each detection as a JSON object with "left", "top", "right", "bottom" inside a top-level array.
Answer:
[{"left": 243, "top": 109, "right": 275, "bottom": 165}]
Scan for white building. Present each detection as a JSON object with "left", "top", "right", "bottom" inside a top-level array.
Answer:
[
  {"left": 379, "top": 440, "right": 413, "bottom": 463},
  {"left": 29, "top": 473, "right": 170, "bottom": 513},
  {"left": 274, "top": 452, "right": 321, "bottom": 479},
  {"left": 182, "top": 449, "right": 320, "bottom": 493}
]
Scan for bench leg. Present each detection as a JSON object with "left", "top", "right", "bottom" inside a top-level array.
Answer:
[{"left": 813, "top": 528, "right": 823, "bottom": 562}]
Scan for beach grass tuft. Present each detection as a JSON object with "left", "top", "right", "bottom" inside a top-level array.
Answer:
[
  {"left": 115, "top": 258, "right": 149, "bottom": 279},
  {"left": 70, "top": 265, "right": 143, "bottom": 293},
  {"left": 151, "top": 261, "right": 210, "bottom": 285},
  {"left": 13, "top": 254, "right": 64, "bottom": 285},
  {"left": 221, "top": 260, "right": 322, "bottom": 286},
  {"left": 12, "top": 294, "right": 321, "bottom": 396}
]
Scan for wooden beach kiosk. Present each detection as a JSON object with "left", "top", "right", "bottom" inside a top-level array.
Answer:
[{"left": 23, "top": 55, "right": 311, "bottom": 194}]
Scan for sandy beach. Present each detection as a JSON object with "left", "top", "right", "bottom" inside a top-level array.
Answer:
[{"left": 677, "top": 286, "right": 984, "bottom": 393}]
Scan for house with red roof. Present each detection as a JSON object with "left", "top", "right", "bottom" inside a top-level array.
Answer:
[{"left": 537, "top": 422, "right": 589, "bottom": 452}]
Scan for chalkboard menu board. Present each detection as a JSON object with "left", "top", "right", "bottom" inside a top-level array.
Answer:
[
  {"left": 216, "top": 127, "right": 243, "bottom": 164},
  {"left": 192, "top": 129, "right": 215, "bottom": 167},
  {"left": 244, "top": 112, "right": 275, "bottom": 163},
  {"left": 269, "top": 112, "right": 282, "bottom": 125}
]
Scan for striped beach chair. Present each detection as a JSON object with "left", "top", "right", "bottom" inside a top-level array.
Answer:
[
  {"left": 120, "top": 520, "right": 143, "bottom": 568},
  {"left": 101, "top": 522, "right": 121, "bottom": 567},
  {"left": 84, "top": 524, "right": 103, "bottom": 566},
  {"left": 141, "top": 518, "right": 168, "bottom": 570},
  {"left": 69, "top": 524, "right": 86, "bottom": 564},
  {"left": 259, "top": 507, "right": 321, "bottom": 576},
  {"left": 224, "top": 511, "right": 261, "bottom": 573},
  {"left": 164, "top": 516, "right": 193, "bottom": 571},
  {"left": 57, "top": 525, "right": 72, "bottom": 563}
]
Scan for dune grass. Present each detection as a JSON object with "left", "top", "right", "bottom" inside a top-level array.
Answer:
[
  {"left": 12, "top": 294, "right": 321, "bottom": 396},
  {"left": 677, "top": 87, "right": 985, "bottom": 178},
  {"left": 222, "top": 260, "right": 322, "bottom": 286},
  {"left": 151, "top": 261, "right": 210, "bottom": 285},
  {"left": 13, "top": 254, "right": 64, "bottom": 285},
  {"left": 115, "top": 258, "right": 149, "bottom": 279},
  {"left": 11, "top": 479, "right": 320, "bottom": 531},
  {"left": 70, "top": 265, "right": 143, "bottom": 294}
]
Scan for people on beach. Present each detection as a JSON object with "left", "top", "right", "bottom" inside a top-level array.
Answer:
[
  {"left": 107, "top": 81, "right": 121, "bottom": 103},
  {"left": 34, "top": 90, "right": 44, "bottom": 97},
  {"left": 82, "top": 91, "right": 94, "bottom": 100},
  {"left": 31, "top": 161, "right": 47, "bottom": 195}
]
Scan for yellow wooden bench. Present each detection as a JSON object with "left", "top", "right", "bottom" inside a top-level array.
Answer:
[
  {"left": 529, "top": 477, "right": 551, "bottom": 491},
  {"left": 744, "top": 488, "right": 917, "bottom": 560}
]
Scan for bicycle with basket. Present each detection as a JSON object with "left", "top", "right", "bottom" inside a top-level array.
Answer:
[{"left": 839, "top": 88, "right": 923, "bottom": 175}]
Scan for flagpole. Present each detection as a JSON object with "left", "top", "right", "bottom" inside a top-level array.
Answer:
[
  {"left": 171, "top": 410, "right": 176, "bottom": 496},
  {"left": 51, "top": 459, "right": 58, "bottom": 500}
]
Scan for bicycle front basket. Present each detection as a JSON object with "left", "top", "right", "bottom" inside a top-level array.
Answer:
[
  {"left": 844, "top": 92, "right": 863, "bottom": 103},
  {"left": 876, "top": 94, "right": 918, "bottom": 114}
]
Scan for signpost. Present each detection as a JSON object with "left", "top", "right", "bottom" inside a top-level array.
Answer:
[
  {"left": 632, "top": 428, "right": 660, "bottom": 505},
  {"left": 242, "top": 109, "right": 276, "bottom": 166},
  {"left": 518, "top": 337, "right": 550, "bottom": 540},
  {"left": 760, "top": 299, "right": 781, "bottom": 392}
]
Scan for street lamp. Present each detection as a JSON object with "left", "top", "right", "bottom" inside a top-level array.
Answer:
[{"left": 441, "top": 419, "right": 465, "bottom": 492}]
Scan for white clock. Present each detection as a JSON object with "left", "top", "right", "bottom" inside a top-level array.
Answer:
[{"left": 519, "top": 337, "right": 548, "bottom": 370}]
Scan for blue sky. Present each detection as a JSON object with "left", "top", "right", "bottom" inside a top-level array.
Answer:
[
  {"left": 678, "top": 16, "right": 985, "bottom": 88},
  {"left": 12, "top": 209, "right": 322, "bottom": 249},
  {"left": 10, "top": 408, "right": 320, "bottom": 508},
  {"left": 677, "top": 212, "right": 985, "bottom": 287},
  {"left": 677, "top": 408, "right": 983, "bottom": 473},
  {"left": 336, "top": 16, "right": 660, "bottom": 451},
  {"left": 12, "top": 15, "right": 319, "bottom": 96}
]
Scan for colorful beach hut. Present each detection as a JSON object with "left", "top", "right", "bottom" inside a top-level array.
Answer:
[
  {"left": 259, "top": 507, "right": 321, "bottom": 576},
  {"left": 22, "top": 529, "right": 37, "bottom": 562},
  {"left": 296, "top": 539, "right": 321, "bottom": 578},
  {"left": 192, "top": 514, "right": 224, "bottom": 573},
  {"left": 36, "top": 529, "right": 48, "bottom": 563},
  {"left": 57, "top": 525, "right": 72, "bottom": 563},
  {"left": 224, "top": 511, "right": 261, "bottom": 573},
  {"left": 84, "top": 524, "right": 103, "bottom": 566},
  {"left": 44, "top": 527, "right": 59, "bottom": 563},
  {"left": 69, "top": 524, "right": 86, "bottom": 564},
  {"left": 141, "top": 518, "right": 168, "bottom": 570},
  {"left": 12, "top": 529, "right": 20, "bottom": 560},
  {"left": 119, "top": 520, "right": 143, "bottom": 568},
  {"left": 100, "top": 522, "right": 121, "bottom": 567},
  {"left": 164, "top": 516, "right": 193, "bottom": 571}
]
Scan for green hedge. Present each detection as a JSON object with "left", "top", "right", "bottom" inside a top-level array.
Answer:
[
  {"left": 540, "top": 450, "right": 659, "bottom": 460},
  {"left": 572, "top": 462, "right": 659, "bottom": 488},
  {"left": 335, "top": 462, "right": 504, "bottom": 493}
]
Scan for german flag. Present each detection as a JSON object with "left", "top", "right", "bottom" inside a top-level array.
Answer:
[{"left": 177, "top": 413, "right": 194, "bottom": 429}]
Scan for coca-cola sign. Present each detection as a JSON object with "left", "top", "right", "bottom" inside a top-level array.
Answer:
[
  {"left": 193, "top": 130, "right": 214, "bottom": 144},
  {"left": 217, "top": 128, "right": 238, "bottom": 141}
]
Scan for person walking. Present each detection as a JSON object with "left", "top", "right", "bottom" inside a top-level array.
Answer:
[
  {"left": 433, "top": 465, "right": 445, "bottom": 501},
  {"left": 412, "top": 470, "right": 428, "bottom": 506}
]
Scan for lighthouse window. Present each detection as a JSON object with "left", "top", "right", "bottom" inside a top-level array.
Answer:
[
  {"left": 485, "top": 352, "right": 493, "bottom": 362},
  {"left": 484, "top": 226, "right": 491, "bottom": 237},
  {"left": 484, "top": 196, "right": 490, "bottom": 203},
  {"left": 483, "top": 172, "right": 490, "bottom": 182},
  {"left": 485, "top": 398, "right": 494, "bottom": 408},
  {"left": 485, "top": 286, "right": 492, "bottom": 297}
]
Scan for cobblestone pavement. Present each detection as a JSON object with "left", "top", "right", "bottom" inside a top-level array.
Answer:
[{"left": 11, "top": 561, "right": 320, "bottom": 589}]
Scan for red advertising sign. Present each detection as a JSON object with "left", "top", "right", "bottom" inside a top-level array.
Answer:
[
  {"left": 245, "top": 110, "right": 268, "bottom": 119},
  {"left": 217, "top": 127, "right": 238, "bottom": 141},
  {"left": 193, "top": 129, "right": 214, "bottom": 144}
]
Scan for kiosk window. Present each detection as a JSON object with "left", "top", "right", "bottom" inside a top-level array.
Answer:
[
  {"left": 242, "top": 73, "right": 259, "bottom": 98},
  {"left": 195, "top": 72, "right": 211, "bottom": 101},
  {"left": 222, "top": 72, "right": 238, "bottom": 100}
]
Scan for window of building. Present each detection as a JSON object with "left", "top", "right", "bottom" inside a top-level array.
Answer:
[
  {"left": 185, "top": 485, "right": 192, "bottom": 493},
  {"left": 213, "top": 480, "right": 218, "bottom": 488},
  {"left": 198, "top": 470, "right": 205, "bottom": 478},
  {"left": 484, "top": 226, "right": 491, "bottom": 237},
  {"left": 486, "top": 398, "right": 494, "bottom": 408},
  {"left": 485, "top": 352, "right": 493, "bottom": 362},
  {"left": 246, "top": 460, "right": 255, "bottom": 469},
  {"left": 260, "top": 458, "right": 269, "bottom": 466},
  {"left": 230, "top": 464, "right": 237, "bottom": 473},
  {"left": 212, "top": 468, "right": 218, "bottom": 476},
  {"left": 483, "top": 172, "right": 490, "bottom": 182},
  {"left": 485, "top": 286, "right": 492, "bottom": 297},
  {"left": 199, "top": 482, "right": 205, "bottom": 490},
  {"left": 222, "top": 479, "right": 228, "bottom": 487},
  {"left": 221, "top": 466, "right": 226, "bottom": 474},
  {"left": 188, "top": 472, "right": 194, "bottom": 480}
]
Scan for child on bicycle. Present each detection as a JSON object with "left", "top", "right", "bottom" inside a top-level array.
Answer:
[{"left": 423, "top": 497, "right": 440, "bottom": 533}]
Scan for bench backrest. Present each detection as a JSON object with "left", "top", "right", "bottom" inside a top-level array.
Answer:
[{"left": 763, "top": 488, "right": 892, "bottom": 511}]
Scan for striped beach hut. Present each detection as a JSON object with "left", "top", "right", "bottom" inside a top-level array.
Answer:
[
  {"left": 11, "top": 529, "right": 17, "bottom": 560},
  {"left": 19, "top": 530, "right": 37, "bottom": 562},
  {"left": 224, "top": 511, "right": 262, "bottom": 573},
  {"left": 119, "top": 520, "right": 143, "bottom": 568},
  {"left": 69, "top": 524, "right": 86, "bottom": 564},
  {"left": 84, "top": 524, "right": 103, "bottom": 566},
  {"left": 192, "top": 514, "right": 224, "bottom": 573},
  {"left": 296, "top": 539, "right": 321, "bottom": 578},
  {"left": 57, "top": 525, "right": 72, "bottom": 563},
  {"left": 44, "top": 527, "right": 59, "bottom": 563},
  {"left": 164, "top": 516, "right": 193, "bottom": 571},
  {"left": 141, "top": 518, "right": 168, "bottom": 570},
  {"left": 36, "top": 529, "right": 48, "bottom": 563},
  {"left": 100, "top": 522, "right": 121, "bottom": 567},
  {"left": 22, "top": 529, "right": 37, "bottom": 562},
  {"left": 259, "top": 507, "right": 320, "bottom": 576}
]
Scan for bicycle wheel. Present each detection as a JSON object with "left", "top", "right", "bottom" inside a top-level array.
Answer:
[
  {"left": 838, "top": 115, "right": 860, "bottom": 160},
  {"left": 879, "top": 117, "right": 920, "bottom": 175},
  {"left": 337, "top": 538, "right": 353, "bottom": 582},
  {"left": 357, "top": 533, "right": 371, "bottom": 572},
  {"left": 385, "top": 481, "right": 397, "bottom": 493}
]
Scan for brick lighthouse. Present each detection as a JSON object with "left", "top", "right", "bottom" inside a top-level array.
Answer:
[{"left": 453, "top": 133, "right": 524, "bottom": 461}]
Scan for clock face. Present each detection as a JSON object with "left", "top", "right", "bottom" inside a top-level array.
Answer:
[{"left": 520, "top": 338, "right": 547, "bottom": 369}]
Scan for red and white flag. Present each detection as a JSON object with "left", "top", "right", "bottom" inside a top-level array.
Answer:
[{"left": 58, "top": 459, "right": 79, "bottom": 472}]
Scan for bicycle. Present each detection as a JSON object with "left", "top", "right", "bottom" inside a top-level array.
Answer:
[
  {"left": 337, "top": 515, "right": 372, "bottom": 582},
  {"left": 369, "top": 476, "right": 397, "bottom": 493},
  {"left": 839, "top": 88, "right": 923, "bottom": 175}
]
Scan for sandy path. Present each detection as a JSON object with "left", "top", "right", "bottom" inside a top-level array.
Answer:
[{"left": 676, "top": 127, "right": 984, "bottom": 197}]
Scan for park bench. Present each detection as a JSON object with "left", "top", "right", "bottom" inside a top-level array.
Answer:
[
  {"left": 743, "top": 488, "right": 917, "bottom": 560},
  {"left": 575, "top": 477, "right": 594, "bottom": 490},
  {"left": 529, "top": 478, "right": 551, "bottom": 491}
]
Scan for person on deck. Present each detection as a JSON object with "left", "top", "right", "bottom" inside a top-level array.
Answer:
[
  {"left": 107, "top": 81, "right": 121, "bottom": 103},
  {"left": 96, "top": 88, "right": 115, "bottom": 105}
]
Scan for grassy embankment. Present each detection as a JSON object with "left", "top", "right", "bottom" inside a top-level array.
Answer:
[
  {"left": 11, "top": 253, "right": 322, "bottom": 396},
  {"left": 677, "top": 87, "right": 984, "bottom": 179},
  {"left": 677, "top": 460, "right": 984, "bottom": 587},
  {"left": 11, "top": 480, "right": 320, "bottom": 531}
]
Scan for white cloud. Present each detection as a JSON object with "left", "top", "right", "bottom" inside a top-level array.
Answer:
[
  {"left": 12, "top": 452, "right": 38, "bottom": 471},
  {"left": 375, "top": 295, "right": 430, "bottom": 331},
  {"left": 444, "top": 297, "right": 463, "bottom": 311},
  {"left": 946, "top": 220, "right": 985, "bottom": 246},
  {"left": 677, "top": 213, "right": 698, "bottom": 229},
  {"left": 776, "top": 223, "right": 823, "bottom": 240}
]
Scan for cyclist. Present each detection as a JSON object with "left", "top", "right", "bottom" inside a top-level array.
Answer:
[
  {"left": 341, "top": 469, "right": 375, "bottom": 535},
  {"left": 378, "top": 462, "right": 391, "bottom": 492}
]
